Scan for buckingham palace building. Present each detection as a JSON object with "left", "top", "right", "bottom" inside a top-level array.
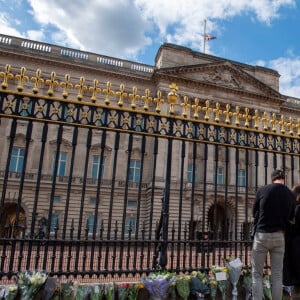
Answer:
[{"left": 0, "top": 34, "right": 300, "bottom": 278}]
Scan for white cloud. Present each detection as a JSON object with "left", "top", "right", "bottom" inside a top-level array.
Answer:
[
  {"left": 24, "top": 0, "right": 295, "bottom": 60},
  {"left": 27, "top": 0, "right": 152, "bottom": 60},
  {"left": 0, "top": 12, "right": 22, "bottom": 37},
  {"left": 135, "top": 0, "right": 295, "bottom": 48},
  {"left": 268, "top": 55, "right": 300, "bottom": 97},
  {"left": 26, "top": 30, "right": 45, "bottom": 42}
]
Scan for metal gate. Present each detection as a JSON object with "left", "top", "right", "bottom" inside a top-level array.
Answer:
[{"left": 0, "top": 65, "right": 299, "bottom": 281}]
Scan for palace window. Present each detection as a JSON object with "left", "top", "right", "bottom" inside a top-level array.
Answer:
[
  {"left": 50, "top": 214, "right": 59, "bottom": 233},
  {"left": 129, "top": 159, "right": 141, "bottom": 182},
  {"left": 87, "top": 215, "right": 100, "bottom": 234},
  {"left": 238, "top": 169, "right": 246, "bottom": 186},
  {"left": 187, "top": 164, "right": 198, "bottom": 183},
  {"left": 127, "top": 200, "right": 137, "bottom": 207},
  {"left": 125, "top": 216, "right": 136, "bottom": 235},
  {"left": 214, "top": 167, "right": 224, "bottom": 185},
  {"left": 9, "top": 147, "right": 25, "bottom": 172},
  {"left": 52, "top": 152, "right": 67, "bottom": 176},
  {"left": 91, "top": 155, "right": 105, "bottom": 179}
]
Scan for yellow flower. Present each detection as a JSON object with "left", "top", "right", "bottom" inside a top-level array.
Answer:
[
  {"left": 209, "top": 279, "right": 218, "bottom": 286},
  {"left": 136, "top": 283, "right": 144, "bottom": 289},
  {"left": 221, "top": 268, "right": 228, "bottom": 273},
  {"left": 9, "top": 285, "right": 18, "bottom": 291}
]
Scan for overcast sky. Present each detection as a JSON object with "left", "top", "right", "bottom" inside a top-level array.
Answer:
[{"left": 1, "top": 0, "right": 300, "bottom": 98}]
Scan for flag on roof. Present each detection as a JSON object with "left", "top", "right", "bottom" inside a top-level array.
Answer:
[{"left": 205, "top": 34, "right": 216, "bottom": 41}]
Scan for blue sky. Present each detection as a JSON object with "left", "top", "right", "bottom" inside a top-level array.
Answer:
[{"left": 1, "top": 0, "right": 300, "bottom": 98}]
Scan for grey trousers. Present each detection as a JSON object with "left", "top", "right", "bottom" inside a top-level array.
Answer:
[{"left": 251, "top": 232, "right": 285, "bottom": 300}]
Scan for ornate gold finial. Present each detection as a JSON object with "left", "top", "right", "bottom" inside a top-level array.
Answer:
[
  {"left": 270, "top": 113, "right": 277, "bottom": 132},
  {"left": 45, "top": 72, "right": 59, "bottom": 96},
  {"left": 243, "top": 107, "right": 251, "bottom": 127},
  {"left": 31, "top": 69, "right": 44, "bottom": 94},
  {"left": 75, "top": 76, "right": 87, "bottom": 101},
  {"left": 261, "top": 112, "right": 269, "bottom": 131},
  {"left": 60, "top": 74, "right": 73, "bottom": 99},
  {"left": 213, "top": 102, "right": 222, "bottom": 122},
  {"left": 141, "top": 89, "right": 152, "bottom": 111},
  {"left": 192, "top": 98, "right": 201, "bottom": 119},
  {"left": 15, "top": 67, "right": 29, "bottom": 92},
  {"left": 89, "top": 79, "right": 101, "bottom": 103},
  {"left": 253, "top": 110, "right": 260, "bottom": 129},
  {"left": 233, "top": 106, "right": 240, "bottom": 126},
  {"left": 202, "top": 100, "right": 211, "bottom": 121},
  {"left": 167, "top": 83, "right": 179, "bottom": 114},
  {"left": 223, "top": 104, "right": 231, "bottom": 124},
  {"left": 103, "top": 81, "right": 114, "bottom": 105},
  {"left": 279, "top": 115, "right": 286, "bottom": 134},
  {"left": 0, "top": 64, "right": 14, "bottom": 89},
  {"left": 129, "top": 86, "right": 140, "bottom": 110},
  {"left": 153, "top": 90, "right": 164, "bottom": 113},
  {"left": 287, "top": 116, "right": 294, "bottom": 135},
  {"left": 116, "top": 84, "right": 127, "bottom": 107},
  {"left": 181, "top": 96, "right": 190, "bottom": 118}
]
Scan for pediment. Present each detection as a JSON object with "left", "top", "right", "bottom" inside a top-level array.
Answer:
[
  {"left": 156, "top": 61, "right": 281, "bottom": 98},
  {"left": 91, "top": 143, "right": 112, "bottom": 152}
]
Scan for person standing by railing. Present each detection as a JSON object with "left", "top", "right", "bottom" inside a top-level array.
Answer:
[
  {"left": 283, "top": 184, "right": 300, "bottom": 290},
  {"left": 251, "top": 169, "right": 296, "bottom": 300}
]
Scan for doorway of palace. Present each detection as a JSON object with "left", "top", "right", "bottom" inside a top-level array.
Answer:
[
  {"left": 207, "top": 203, "right": 231, "bottom": 240},
  {"left": 0, "top": 203, "right": 26, "bottom": 238}
]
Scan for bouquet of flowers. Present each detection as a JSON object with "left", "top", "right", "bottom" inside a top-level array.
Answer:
[
  {"left": 263, "top": 272, "right": 272, "bottom": 300},
  {"left": 175, "top": 275, "right": 190, "bottom": 300},
  {"left": 60, "top": 280, "right": 76, "bottom": 300},
  {"left": 128, "top": 283, "right": 143, "bottom": 300},
  {"left": 89, "top": 284, "right": 104, "bottom": 300},
  {"left": 141, "top": 271, "right": 176, "bottom": 300},
  {"left": 0, "top": 285, "right": 18, "bottom": 300},
  {"left": 104, "top": 283, "right": 114, "bottom": 300},
  {"left": 117, "top": 283, "right": 129, "bottom": 300},
  {"left": 241, "top": 267, "right": 252, "bottom": 300},
  {"left": 209, "top": 278, "right": 218, "bottom": 300},
  {"left": 168, "top": 282, "right": 177, "bottom": 300},
  {"left": 17, "top": 270, "right": 47, "bottom": 300},
  {"left": 189, "top": 271, "right": 210, "bottom": 300},
  {"left": 211, "top": 265, "right": 228, "bottom": 300},
  {"left": 228, "top": 258, "right": 243, "bottom": 300},
  {"left": 75, "top": 284, "right": 90, "bottom": 300}
]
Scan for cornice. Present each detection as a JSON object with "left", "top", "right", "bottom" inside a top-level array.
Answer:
[{"left": 0, "top": 49, "right": 154, "bottom": 86}]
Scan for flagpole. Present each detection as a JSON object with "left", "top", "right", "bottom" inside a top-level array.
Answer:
[{"left": 203, "top": 19, "right": 207, "bottom": 53}]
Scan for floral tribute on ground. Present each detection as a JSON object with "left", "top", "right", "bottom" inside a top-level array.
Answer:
[
  {"left": 0, "top": 259, "right": 292, "bottom": 299},
  {"left": 141, "top": 271, "right": 176, "bottom": 300}
]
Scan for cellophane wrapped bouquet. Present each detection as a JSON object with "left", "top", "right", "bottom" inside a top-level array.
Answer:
[
  {"left": 227, "top": 257, "right": 243, "bottom": 300},
  {"left": 0, "top": 285, "right": 18, "bottom": 300},
  {"left": 175, "top": 274, "right": 190, "bottom": 300},
  {"left": 141, "top": 271, "right": 176, "bottom": 300},
  {"left": 211, "top": 265, "right": 228, "bottom": 300},
  {"left": 189, "top": 271, "right": 210, "bottom": 300},
  {"left": 241, "top": 267, "right": 252, "bottom": 300},
  {"left": 17, "top": 270, "right": 47, "bottom": 300},
  {"left": 209, "top": 278, "right": 218, "bottom": 300},
  {"left": 128, "top": 283, "right": 143, "bottom": 300},
  {"left": 89, "top": 284, "right": 104, "bottom": 300},
  {"left": 104, "top": 283, "right": 114, "bottom": 300},
  {"left": 117, "top": 283, "right": 129, "bottom": 300}
]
